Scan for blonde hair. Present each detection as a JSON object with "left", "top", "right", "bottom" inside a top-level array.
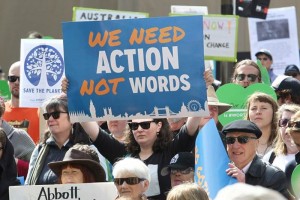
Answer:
[
  {"left": 167, "top": 183, "right": 209, "bottom": 200},
  {"left": 274, "top": 104, "right": 300, "bottom": 155}
]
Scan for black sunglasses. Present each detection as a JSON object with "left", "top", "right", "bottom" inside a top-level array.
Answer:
[
  {"left": 287, "top": 121, "right": 300, "bottom": 129},
  {"left": 114, "top": 177, "right": 145, "bottom": 185},
  {"left": 225, "top": 136, "right": 257, "bottom": 145},
  {"left": 235, "top": 74, "right": 258, "bottom": 82},
  {"left": 128, "top": 121, "right": 154, "bottom": 131},
  {"left": 279, "top": 118, "right": 290, "bottom": 127},
  {"left": 43, "top": 111, "right": 68, "bottom": 120},
  {"left": 8, "top": 76, "right": 20, "bottom": 83}
]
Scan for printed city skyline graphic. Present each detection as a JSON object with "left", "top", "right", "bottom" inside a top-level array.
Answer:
[{"left": 69, "top": 99, "right": 208, "bottom": 121}]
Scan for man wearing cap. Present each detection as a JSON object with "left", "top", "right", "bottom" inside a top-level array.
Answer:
[
  {"left": 222, "top": 119, "right": 292, "bottom": 199},
  {"left": 161, "top": 152, "right": 194, "bottom": 188},
  {"left": 272, "top": 75, "right": 300, "bottom": 106},
  {"left": 284, "top": 64, "right": 300, "bottom": 81},
  {"left": 255, "top": 49, "right": 277, "bottom": 83}
]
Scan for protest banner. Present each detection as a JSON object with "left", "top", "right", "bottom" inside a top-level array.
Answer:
[
  {"left": 249, "top": 6, "right": 300, "bottom": 75},
  {"left": 62, "top": 16, "right": 208, "bottom": 122},
  {"left": 195, "top": 119, "right": 237, "bottom": 199},
  {"left": 9, "top": 182, "right": 117, "bottom": 200},
  {"left": 0, "top": 80, "right": 10, "bottom": 100},
  {"left": 170, "top": 12, "right": 238, "bottom": 62},
  {"left": 216, "top": 83, "right": 276, "bottom": 126},
  {"left": 73, "top": 7, "right": 149, "bottom": 21},
  {"left": 20, "top": 39, "right": 64, "bottom": 108}
]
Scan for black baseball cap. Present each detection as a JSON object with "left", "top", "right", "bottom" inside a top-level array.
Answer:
[
  {"left": 222, "top": 120, "right": 262, "bottom": 139},
  {"left": 161, "top": 152, "right": 194, "bottom": 176},
  {"left": 272, "top": 75, "right": 300, "bottom": 96},
  {"left": 284, "top": 64, "right": 300, "bottom": 75}
]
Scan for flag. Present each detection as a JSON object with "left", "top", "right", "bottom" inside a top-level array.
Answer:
[{"left": 195, "top": 119, "right": 237, "bottom": 199}]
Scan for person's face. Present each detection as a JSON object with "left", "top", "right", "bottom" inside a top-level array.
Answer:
[
  {"left": 107, "top": 120, "right": 127, "bottom": 134},
  {"left": 256, "top": 54, "right": 272, "bottom": 71},
  {"left": 233, "top": 64, "right": 260, "bottom": 87},
  {"left": 279, "top": 111, "right": 298, "bottom": 153},
  {"left": 226, "top": 132, "right": 258, "bottom": 169},
  {"left": 170, "top": 167, "right": 194, "bottom": 187},
  {"left": 114, "top": 172, "right": 149, "bottom": 199},
  {"left": 199, "top": 105, "right": 219, "bottom": 127},
  {"left": 8, "top": 64, "right": 20, "bottom": 99},
  {"left": 45, "top": 108, "right": 71, "bottom": 136},
  {"left": 61, "top": 165, "right": 84, "bottom": 184},
  {"left": 130, "top": 119, "right": 161, "bottom": 148},
  {"left": 248, "top": 100, "right": 273, "bottom": 130}
]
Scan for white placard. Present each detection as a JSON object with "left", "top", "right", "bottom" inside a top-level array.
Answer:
[
  {"left": 73, "top": 7, "right": 149, "bottom": 21},
  {"left": 20, "top": 39, "right": 64, "bottom": 108},
  {"left": 248, "top": 6, "right": 300, "bottom": 75},
  {"left": 171, "top": 5, "right": 208, "bottom": 15},
  {"left": 9, "top": 182, "right": 118, "bottom": 200}
]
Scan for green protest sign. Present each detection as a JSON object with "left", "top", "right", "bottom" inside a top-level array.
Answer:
[
  {"left": 216, "top": 83, "right": 276, "bottom": 126},
  {"left": 292, "top": 165, "right": 300, "bottom": 198},
  {"left": 257, "top": 60, "right": 271, "bottom": 85},
  {"left": 0, "top": 80, "right": 11, "bottom": 100}
]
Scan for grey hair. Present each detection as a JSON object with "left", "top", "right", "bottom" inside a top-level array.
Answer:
[{"left": 113, "top": 157, "right": 150, "bottom": 181}]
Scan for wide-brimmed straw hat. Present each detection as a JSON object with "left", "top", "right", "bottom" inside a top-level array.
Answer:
[
  {"left": 207, "top": 85, "right": 232, "bottom": 115},
  {"left": 48, "top": 148, "right": 106, "bottom": 182}
]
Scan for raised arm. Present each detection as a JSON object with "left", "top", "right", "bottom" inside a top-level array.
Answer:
[
  {"left": 185, "top": 117, "right": 202, "bottom": 136},
  {"left": 80, "top": 121, "right": 100, "bottom": 142}
]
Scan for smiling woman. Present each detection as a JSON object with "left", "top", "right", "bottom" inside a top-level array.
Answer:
[{"left": 25, "top": 94, "right": 105, "bottom": 185}]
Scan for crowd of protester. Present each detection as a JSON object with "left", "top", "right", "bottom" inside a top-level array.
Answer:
[{"left": 1, "top": 28, "right": 300, "bottom": 200}]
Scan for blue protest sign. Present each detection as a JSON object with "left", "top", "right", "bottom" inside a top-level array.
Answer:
[
  {"left": 195, "top": 119, "right": 237, "bottom": 199},
  {"left": 62, "top": 16, "right": 208, "bottom": 122}
]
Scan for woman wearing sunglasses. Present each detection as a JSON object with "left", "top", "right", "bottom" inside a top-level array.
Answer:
[
  {"left": 286, "top": 110, "right": 300, "bottom": 197},
  {"left": 231, "top": 59, "right": 262, "bottom": 88},
  {"left": 262, "top": 104, "right": 300, "bottom": 172},
  {"left": 25, "top": 94, "right": 107, "bottom": 185},
  {"left": 245, "top": 92, "right": 279, "bottom": 157},
  {"left": 113, "top": 157, "right": 150, "bottom": 200},
  {"left": 80, "top": 116, "right": 199, "bottom": 200}
]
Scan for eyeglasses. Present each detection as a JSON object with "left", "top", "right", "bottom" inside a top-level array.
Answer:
[
  {"left": 279, "top": 118, "right": 290, "bottom": 127},
  {"left": 170, "top": 167, "right": 194, "bottom": 175},
  {"left": 8, "top": 76, "right": 20, "bottom": 82},
  {"left": 43, "top": 111, "right": 68, "bottom": 120},
  {"left": 235, "top": 74, "right": 258, "bottom": 82},
  {"left": 128, "top": 121, "right": 154, "bottom": 131},
  {"left": 225, "top": 136, "right": 257, "bottom": 145},
  {"left": 114, "top": 177, "right": 145, "bottom": 185},
  {"left": 287, "top": 121, "right": 300, "bottom": 129},
  {"left": 257, "top": 57, "right": 269, "bottom": 61}
]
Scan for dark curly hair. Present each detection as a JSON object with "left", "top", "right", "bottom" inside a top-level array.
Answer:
[{"left": 126, "top": 118, "right": 173, "bottom": 155}]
